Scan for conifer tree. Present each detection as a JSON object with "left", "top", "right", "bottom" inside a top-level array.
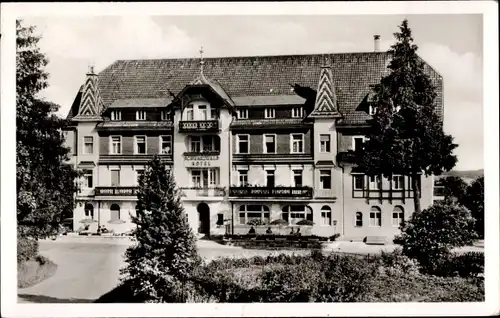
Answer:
[
  {"left": 121, "top": 156, "right": 200, "bottom": 302},
  {"left": 357, "top": 19, "right": 457, "bottom": 213}
]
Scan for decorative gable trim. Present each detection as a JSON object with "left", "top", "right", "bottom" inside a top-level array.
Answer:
[
  {"left": 73, "top": 67, "right": 104, "bottom": 121},
  {"left": 308, "top": 66, "right": 343, "bottom": 119}
]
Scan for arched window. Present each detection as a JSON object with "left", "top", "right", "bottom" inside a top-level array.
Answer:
[
  {"left": 321, "top": 206, "right": 332, "bottom": 226},
  {"left": 84, "top": 203, "right": 94, "bottom": 219},
  {"left": 369, "top": 206, "right": 382, "bottom": 227},
  {"left": 282, "top": 205, "right": 312, "bottom": 225},
  {"left": 110, "top": 204, "right": 120, "bottom": 221},
  {"left": 355, "top": 212, "right": 363, "bottom": 227},
  {"left": 392, "top": 206, "right": 404, "bottom": 227},
  {"left": 238, "top": 205, "right": 270, "bottom": 225}
]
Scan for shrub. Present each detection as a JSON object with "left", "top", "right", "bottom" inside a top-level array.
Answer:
[
  {"left": 18, "top": 256, "right": 57, "bottom": 288},
  {"left": 17, "top": 237, "right": 39, "bottom": 263},
  {"left": 375, "top": 248, "right": 420, "bottom": 276},
  {"left": 430, "top": 251, "right": 484, "bottom": 278},
  {"left": 329, "top": 233, "right": 341, "bottom": 241},
  {"left": 394, "top": 201, "right": 477, "bottom": 274},
  {"left": 247, "top": 219, "right": 265, "bottom": 226},
  {"left": 296, "top": 219, "right": 314, "bottom": 226},
  {"left": 270, "top": 219, "right": 288, "bottom": 226}
]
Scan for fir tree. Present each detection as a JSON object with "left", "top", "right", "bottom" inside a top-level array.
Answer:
[
  {"left": 121, "top": 156, "right": 201, "bottom": 302},
  {"left": 357, "top": 19, "right": 457, "bottom": 213}
]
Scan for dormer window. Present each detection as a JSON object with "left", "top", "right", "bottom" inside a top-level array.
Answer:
[
  {"left": 368, "top": 105, "right": 377, "bottom": 116},
  {"left": 237, "top": 109, "right": 248, "bottom": 119},
  {"left": 110, "top": 111, "right": 121, "bottom": 121},
  {"left": 292, "top": 107, "right": 303, "bottom": 118},
  {"left": 136, "top": 110, "right": 146, "bottom": 120},
  {"left": 265, "top": 108, "right": 275, "bottom": 119}
]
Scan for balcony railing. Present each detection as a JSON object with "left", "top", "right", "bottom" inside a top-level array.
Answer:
[
  {"left": 95, "top": 186, "right": 138, "bottom": 196},
  {"left": 179, "top": 120, "right": 219, "bottom": 132},
  {"left": 229, "top": 186, "right": 313, "bottom": 198},
  {"left": 180, "top": 187, "right": 226, "bottom": 197}
]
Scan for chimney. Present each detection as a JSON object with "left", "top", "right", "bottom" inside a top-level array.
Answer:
[{"left": 374, "top": 35, "right": 381, "bottom": 52}]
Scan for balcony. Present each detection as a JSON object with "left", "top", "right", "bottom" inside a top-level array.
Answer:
[
  {"left": 229, "top": 186, "right": 313, "bottom": 199},
  {"left": 95, "top": 186, "right": 138, "bottom": 196},
  {"left": 179, "top": 120, "right": 219, "bottom": 132},
  {"left": 180, "top": 187, "right": 226, "bottom": 198}
]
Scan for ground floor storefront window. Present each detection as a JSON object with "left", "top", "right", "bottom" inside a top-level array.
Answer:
[
  {"left": 238, "top": 205, "right": 270, "bottom": 225},
  {"left": 282, "top": 205, "right": 312, "bottom": 225}
]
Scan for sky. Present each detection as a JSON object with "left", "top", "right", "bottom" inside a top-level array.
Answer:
[{"left": 22, "top": 14, "right": 484, "bottom": 171}]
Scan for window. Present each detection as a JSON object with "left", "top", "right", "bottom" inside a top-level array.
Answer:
[
  {"left": 202, "top": 135, "right": 219, "bottom": 152},
  {"left": 239, "top": 205, "right": 270, "bottom": 225},
  {"left": 110, "top": 204, "right": 120, "bottom": 221},
  {"left": 369, "top": 175, "right": 381, "bottom": 190},
  {"left": 237, "top": 108, "right": 248, "bottom": 119},
  {"left": 135, "top": 136, "right": 146, "bottom": 154},
  {"left": 217, "top": 214, "right": 224, "bottom": 226},
  {"left": 210, "top": 108, "right": 218, "bottom": 120},
  {"left": 353, "top": 174, "right": 364, "bottom": 190},
  {"left": 265, "top": 108, "right": 275, "bottom": 118},
  {"left": 136, "top": 169, "right": 145, "bottom": 185},
  {"left": 191, "top": 170, "right": 201, "bottom": 187},
  {"left": 409, "top": 175, "right": 422, "bottom": 191},
  {"left": 161, "top": 110, "right": 170, "bottom": 120},
  {"left": 292, "top": 107, "right": 303, "bottom": 118},
  {"left": 392, "top": 175, "right": 404, "bottom": 190},
  {"left": 264, "top": 134, "right": 276, "bottom": 154},
  {"left": 237, "top": 135, "right": 249, "bottom": 154},
  {"left": 353, "top": 137, "right": 365, "bottom": 152},
  {"left": 293, "top": 170, "right": 303, "bottom": 187},
  {"left": 282, "top": 205, "right": 312, "bottom": 225},
  {"left": 355, "top": 212, "right": 363, "bottom": 227},
  {"left": 291, "top": 134, "right": 304, "bottom": 153},
  {"left": 320, "top": 134, "right": 331, "bottom": 153},
  {"left": 321, "top": 206, "right": 332, "bottom": 226},
  {"left": 190, "top": 136, "right": 201, "bottom": 152},
  {"left": 84, "top": 203, "right": 94, "bottom": 219},
  {"left": 83, "top": 170, "right": 93, "bottom": 188},
  {"left": 392, "top": 206, "right": 404, "bottom": 227},
  {"left": 320, "top": 170, "right": 331, "bottom": 189},
  {"left": 160, "top": 135, "right": 172, "bottom": 154},
  {"left": 110, "top": 169, "right": 120, "bottom": 186},
  {"left": 238, "top": 170, "right": 248, "bottom": 186},
  {"left": 369, "top": 105, "right": 377, "bottom": 115},
  {"left": 369, "top": 206, "right": 382, "bottom": 227},
  {"left": 191, "top": 169, "right": 219, "bottom": 187},
  {"left": 185, "top": 105, "right": 194, "bottom": 120},
  {"left": 198, "top": 105, "right": 208, "bottom": 120},
  {"left": 266, "top": 170, "right": 275, "bottom": 187},
  {"left": 110, "top": 136, "right": 122, "bottom": 154},
  {"left": 83, "top": 136, "right": 93, "bottom": 154},
  {"left": 110, "top": 110, "right": 121, "bottom": 121},
  {"left": 136, "top": 110, "right": 146, "bottom": 120}
]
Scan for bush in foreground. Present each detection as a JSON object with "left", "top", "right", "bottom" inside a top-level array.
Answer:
[
  {"left": 18, "top": 255, "right": 57, "bottom": 288},
  {"left": 17, "top": 238, "right": 39, "bottom": 263}
]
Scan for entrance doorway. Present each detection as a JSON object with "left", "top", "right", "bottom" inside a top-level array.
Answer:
[{"left": 197, "top": 203, "right": 210, "bottom": 235}]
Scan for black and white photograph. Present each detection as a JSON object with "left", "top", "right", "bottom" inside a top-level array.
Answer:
[{"left": 1, "top": 1, "right": 498, "bottom": 317}]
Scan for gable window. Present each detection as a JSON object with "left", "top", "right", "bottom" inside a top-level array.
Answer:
[
  {"left": 369, "top": 175, "right": 381, "bottom": 190},
  {"left": 266, "top": 169, "right": 275, "bottom": 187},
  {"left": 160, "top": 135, "right": 172, "bottom": 154},
  {"left": 237, "top": 108, "right": 248, "bottom": 119},
  {"left": 265, "top": 108, "right": 275, "bottom": 119},
  {"left": 355, "top": 212, "right": 363, "bottom": 227},
  {"left": 369, "top": 105, "right": 377, "bottom": 116},
  {"left": 320, "top": 170, "right": 331, "bottom": 189},
  {"left": 83, "top": 169, "right": 93, "bottom": 188},
  {"left": 369, "top": 206, "right": 382, "bottom": 227},
  {"left": 190, "top": 136, "right": 201, "bottom": 152},
  {"left": 198, "top": 105, "right": 208, "bottom": 120},
  {"left": 264, "top": 134, "right": 276, "bottom": 154},
  {"left": 110, "top": 110, "right": 121, "bottom": 121},
  {"left": 237, "top": 135, "right": 249, "bottom": 154},
  {"left": 110, "top": 136, "right": 122, "bottom": 154},
  {"left": 353, "top": 136, "right": 365, "bottom": 152},
  {"left": 110, "top": 169, "right": 121, "bottom": 186},
  {"left": 161, "top": 110, "right": 170, "bottom": 120},
  {"left": 135, "top": 136, "right": 146, "bottom": 154},
  {"left": 293, "top": 169, "right": 303, "bottom": 187},
  {"left": 185, "top": 105, "right": 194, "bottom": 121},
  {"left": 321, "top": 206, "right": 332, "bottom": 226},
  {"left": 292, "top": 107, "right": 303, "bottom": 118},
  {"left": 83, "top": 136, "right": 94, "bottom": 154},
  {"left": 238, "top": 170, "right": 248, "bottom": 186},
  {"left": 291, "top": 134, "right": 304, "bottom": 153},
  {"left": 392, "top": 175, "right": 404, "bottom": 190},
  {"left": 392, "top": 206, "right": 404, "bottom": 227},
  {"left": 136, "top": 110, "right": 146, "bottom": 120},
  {"left": 353, "top": 174, "right": 365, "bottom": 190},
  {"left": 320, "top": 134, "right": 331, "bottom": 153}
]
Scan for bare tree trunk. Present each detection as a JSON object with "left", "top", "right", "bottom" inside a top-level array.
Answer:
[{"left": 412, "top": 172, "right": 421, "bottom": 214}]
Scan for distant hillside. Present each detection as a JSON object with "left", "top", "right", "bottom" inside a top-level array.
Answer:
[{"left": 441, "top": 169, "right": 484, "bottom": 180}]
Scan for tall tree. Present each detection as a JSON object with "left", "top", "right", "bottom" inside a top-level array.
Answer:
[
  {"left": 440, "top": 176, "right": 468, "bottom": 203},
  {"left": 16, "top": 20, "right": 80, "bottom": 240},
  {"left": 121, "top": 156, "right": 200, "bottom": 302},
  {"left": 357, "top": 19, "right": 457, "bottom": 213},
  {"left": 461, "top": 176, "right": 484, "bottom": 239}
]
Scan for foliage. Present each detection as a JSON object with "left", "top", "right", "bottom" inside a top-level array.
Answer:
[
  {"left": 375, "top": 248, "right": 420, "bottom": 276},
  {"left": 461, "top": 176, "right": 484, "bottom": 238},
  {"left": 247, "top": 219, "right": 265, "bottom": 226},
  {"left": 121, "top": 156, "right": 201, "bottom": 303},
  {"left": 393, "top": 201, "right": 477, "bottom": 274},
  {"left": 18, "top": 255, "right": 58, "bottom": 288},
  {"left": 356, "top": 19, "right": 457, "bottom": 213},
  {"left": 17, "top": 20, "right": 81, "bottom": 242},
  {"left": 433, "top": 252, "right": 484, "bottom": 278},
  {"left": 296, "top": 219, "right": 314, "bottom": 226},
  {"left": 17, "top": 237, "right": 39, "bottom": 263},
  {"left": 440, "top": 176, "right": 468, "bottom": 203},
  {"left": 270, "top": 219, "right": 288, "bottom": 225}
]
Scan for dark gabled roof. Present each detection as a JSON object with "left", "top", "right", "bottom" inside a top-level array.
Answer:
[{"left": 67, "top": 52, "right": 442, "bottom": 124}]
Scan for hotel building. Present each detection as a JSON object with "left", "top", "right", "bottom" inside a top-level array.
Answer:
[{"left": 63, "top": 37, "right": 442, "bottom": 242}]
